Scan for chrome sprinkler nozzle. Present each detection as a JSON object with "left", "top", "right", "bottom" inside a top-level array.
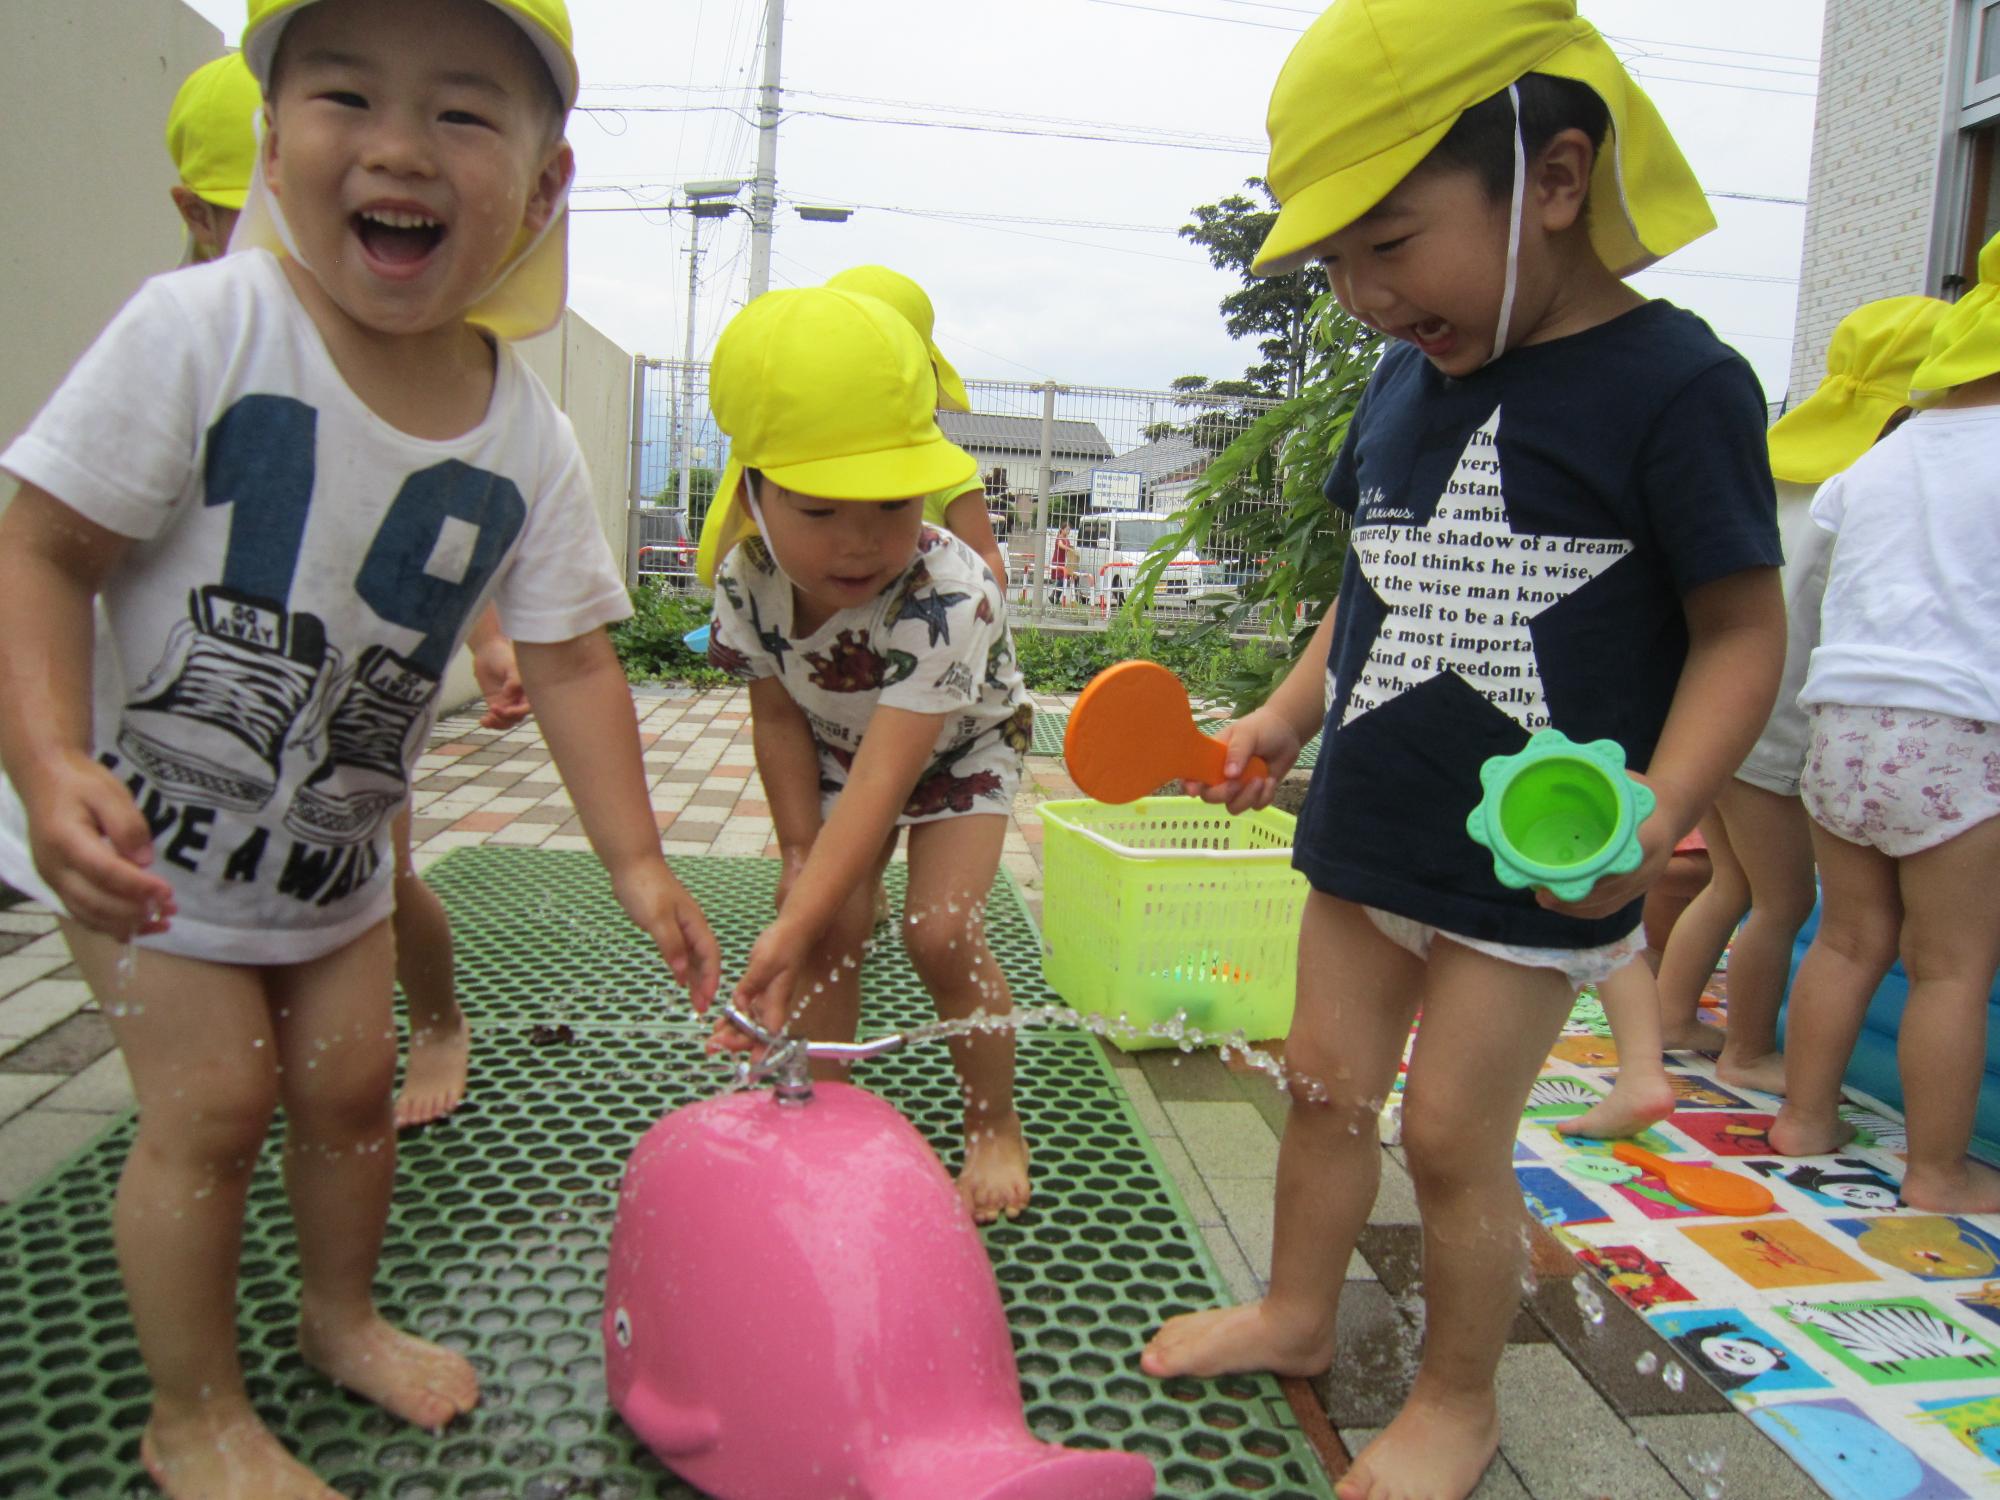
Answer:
[{"left": 719, "top": 1002, "right": 929, "bottom": 1105}]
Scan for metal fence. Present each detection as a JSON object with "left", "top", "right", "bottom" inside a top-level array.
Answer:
[{"left": 625, "top": 356, "right": 1292, "bottom": 629}]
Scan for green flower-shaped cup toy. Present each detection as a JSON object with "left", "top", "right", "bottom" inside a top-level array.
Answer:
[{"left": 1466, "top": 729, "right": 1655, "bottom": 904}]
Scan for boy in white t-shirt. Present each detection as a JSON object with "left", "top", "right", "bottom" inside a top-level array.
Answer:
[{"left": 0, "top": 2, "right": 719, "bottom": 1495}]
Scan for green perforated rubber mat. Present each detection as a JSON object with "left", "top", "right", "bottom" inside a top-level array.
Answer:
[{"left": 0, "top": 850, "right": 1333, "bottom": 1499}]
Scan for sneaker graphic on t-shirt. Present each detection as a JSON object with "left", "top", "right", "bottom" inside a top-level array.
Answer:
[
  {"left": 285, "top": 645, "right": 433, "bottom": 846},
  {"left": 117, "top": 586, "right": 327, "bottom": 813}
]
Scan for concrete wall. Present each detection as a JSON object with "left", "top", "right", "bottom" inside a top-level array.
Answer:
[
  {"left": 1787, "top": 0, "right": 1955, "bottom": 397},
  {"left": 0, "top": 0, "right": 223, "bottom": 450},
  {"left": 518, "top": 310, "right": 636, "bottom": 562}
]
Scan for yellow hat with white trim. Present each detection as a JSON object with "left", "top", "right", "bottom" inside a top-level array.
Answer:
[
  {"left": 241, "top": 0, "right": 577, "bottom": 109},
  {"left": 232, "top": 0, "right": 576, "bottom": 341},
  {"left": 1254, "top": 0, "right": 1714, "bottom": 278},
  {"left": 1910, "top": 230, "right": 2000, "bottom": 403},
  {"left": 695, "top": 288, "right": 978, "bottom": 584},
  {"left": 166, "top": 54, "right": 262, "bottom": 210},
  {"left": 1767, "top": 296, "right": 1948, "bottom": 484},
  {"left": 825, "top": 265, "right": 972, "bottom": 413}
]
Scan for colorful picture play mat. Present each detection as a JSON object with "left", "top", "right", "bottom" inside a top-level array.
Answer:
[{"left": 1516, "top": 984, "right": 2000, "bottom": 1500}]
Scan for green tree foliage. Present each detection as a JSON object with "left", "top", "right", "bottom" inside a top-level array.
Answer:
[
  {"left": 1180, "top": 179, "right": 1329, "bottom": 398},
  {"left": 652, "top": 467, "right": 720, "bottom": 533},
  {"left": 1127, "top": 288, "right": 1381, "bottom": 711}
]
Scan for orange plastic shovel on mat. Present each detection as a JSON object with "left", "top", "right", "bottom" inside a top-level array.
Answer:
[
  {"left": 1064, "top": 661, "right": 1269, "bottom": 804},
  {"left": 1611, "top": 1143, "right": 1774, "bottom": 1216}
]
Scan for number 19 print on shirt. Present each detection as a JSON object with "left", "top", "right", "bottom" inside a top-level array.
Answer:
[{"left": 106, "top": 395, "right": 522, "bottom": 906}]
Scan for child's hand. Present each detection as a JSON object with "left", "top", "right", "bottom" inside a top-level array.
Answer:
[
  {"left": 614, "top": 861, "right": 721, "bottom": 1011},
  {"left": 709, "top": 918, "right": 810, "bottom": 1054},
  {"left": 471, "top": 635, "right": 531, "bottom": 730},
  {"left": 25, "top": 751, "right": 176, "bottom": 937},
  {"left": 1535, "top": 778, "right": 1674, "bottom": 920},
  {"left": 1182, "top": 708, "right": 1302, "bottom": 815}
]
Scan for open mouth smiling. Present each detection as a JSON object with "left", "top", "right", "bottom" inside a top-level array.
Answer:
[{"left": 352, "top": 206, "right": 448, "bottom": 269}]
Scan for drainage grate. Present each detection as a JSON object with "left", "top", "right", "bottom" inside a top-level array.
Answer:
[
  {"left": 0, "top": 850, "right": 1334, "bottom": 1499},
  {"left": 1031, "top": 709, "right": 1070, "bottom": 757}
]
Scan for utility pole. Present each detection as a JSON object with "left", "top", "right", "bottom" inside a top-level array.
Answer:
[
  {"left": 746, "top": 0, "right": 785, "bottom": 300},
  {"left": 675, "top": 216, "right": 706, "bottom": 515}
]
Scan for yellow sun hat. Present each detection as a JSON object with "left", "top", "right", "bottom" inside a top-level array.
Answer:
[
  {"left": 1253, "top": 0, "right": 1715, "bottom": 278},
  {"left": 695, "top": 288, "right": 978, "bottom": 584},
  {"left": 1767, "top": 296, "right": 1949, "bottom": 484},
  {"left": 232, "top": 0, "right": 577, "bottom": 341},
  {"left": 824, "top": 265, "right": 972, "bottom": 413},
  {"left": 1910, "top": 230, "right": 2000, "bottom": 404},
  {"left": 241, "top": 0, "right": 577, "bottom": 109},
  {"left": 166, "top": 53, "right": 262, "bottom": 210}
]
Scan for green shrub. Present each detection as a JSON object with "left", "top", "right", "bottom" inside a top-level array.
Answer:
[
  {"left": 609, "top": 582, "right": 731, "bottom": 686},
  {"left": 1013, "top": 621, "right": 1275, "bottom": 703}
]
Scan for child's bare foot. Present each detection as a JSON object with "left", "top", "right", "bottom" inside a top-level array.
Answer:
[
  {"left": 142, "top": 1402, "right": 343, "bottom": 1500},
  {"left": 1141, "top": 1299, "right": 1333, "bottom": 1379},
  {"left": 1337, "top": 1389, "right": 1501, "bottom": 1500},
  {"left": 395, "top": 1016, "right": 472, "bottom": 1129},
  {"left": 1900, "top": 1157, "right": 2000, "bottom": 1215},
  {"left": 1767, "top": 1104, "right": 1858, "bottom": 1158},
  {"left": 1661, "top": 1017, "right": 1726, "bottom": 1053},
  {"left": 300, "top": 1307, "right": 478, "bottom": 1432},
  {"left": 1556, "top": 1071, "right": 1675, "bottom": 1140},
  {"left": 959, "top": 1110, "right": 1031, "bottom": 1223},
  {"left": 1715, "top": 1048, "right": 1786, "bottom": 1098}
]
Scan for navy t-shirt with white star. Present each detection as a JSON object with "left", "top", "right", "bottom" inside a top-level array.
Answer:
[{"left": 1294, "top": 300, "right": 1781, "bottom": 948}]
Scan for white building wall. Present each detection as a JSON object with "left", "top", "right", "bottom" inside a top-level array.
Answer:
[{"left": 1787, "top": 0, "right": 1955, "bottom": 398}]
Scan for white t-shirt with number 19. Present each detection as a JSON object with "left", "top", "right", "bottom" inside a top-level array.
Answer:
[{"left": 0, "top": 249, "right": 629, "bottom": 963}]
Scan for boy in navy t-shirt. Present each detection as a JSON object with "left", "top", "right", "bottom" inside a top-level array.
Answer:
[{"left": 1140, "top": 4, "right": 1783, "bottom": 1497}]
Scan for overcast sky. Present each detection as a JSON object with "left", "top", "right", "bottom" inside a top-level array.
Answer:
[{"left": 184, "top": 0, "right": 1824, "bottom": 401}]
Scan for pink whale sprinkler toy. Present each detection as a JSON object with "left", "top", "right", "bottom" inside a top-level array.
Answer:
[{"left": 603, "top": 1004, "right": 1158, "bottom": 1500}]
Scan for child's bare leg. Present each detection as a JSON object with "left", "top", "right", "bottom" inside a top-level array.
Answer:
[
  {"left": 1144, "top": 894, "right": 1421, "bottom": 1380},
  {"left": 389, "top": 807, "right": 469, "bottom": 1129},
  {"left": 1891, "top": 816, "right": 2000, "bottom": 1212},
  {"left": 1559, "top": 960, "right": 1673, "bottom": 1138},
  {"left": 1344, "top": 940, "right": 1574, "bottom": 1500},
  {"left": 274, "top": 920, "right": 477, "bottom": 1432},
  {"left": 780, "top": 835, "right": 896, "bottom": 1082},
  {"left": 1655, "top": 811, "right": 1738, "bottom": 1051},
  {"left": 1770, "top": 824, "right": 1896, "bottom": 1158},
  {"left": 905, "top": 815, "right": 1025, "bottom": 1223},
  {"left": 62, "top": 923, "right": 340, "bottom": 1500},
  {"left": 1710, "top": 781, "right": 1814, "bottom": 1096}
]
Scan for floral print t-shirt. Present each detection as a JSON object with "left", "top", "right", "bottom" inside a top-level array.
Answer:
[{"left": 709, "top": 526, "right": 1030, "bottom": 823}]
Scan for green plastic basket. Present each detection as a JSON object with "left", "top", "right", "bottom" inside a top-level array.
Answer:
[{"left": 1036, "top": 796, "right": 1307, "bottom": 1050}]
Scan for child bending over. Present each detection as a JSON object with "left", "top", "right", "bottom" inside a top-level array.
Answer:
[
  {"left": 0, "top": 3, "right": 716, "bottom": 1495},
  {"left": 697, "top": 286, "right": 1035, "bottom": 1223},
  {"left": 1140, "top": 5, "right": 1784, "bottom": 1498}
]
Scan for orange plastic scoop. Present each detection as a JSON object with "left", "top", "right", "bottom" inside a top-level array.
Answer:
[
  {"left": 1612, "top": 1143, "right": 1774, "bottom": 1217},
  {"left": 1064, "top": 661, "right": 1269, "bottom": 804}
]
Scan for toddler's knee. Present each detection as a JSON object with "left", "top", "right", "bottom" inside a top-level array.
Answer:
[
  {"left": 138, "top": 1072, "right": 278, "bottom": 1165},
  {"left": 1400, "top": 1109, "right": 1493, "bottom": 1199},
  {"left": 1279, "top": 1042, "right": 1381, "bottom": 1131},
  {"left": 1816, "top": 908, "right": 1900, "bottom": 972},
  {"left": 903, "top": 914, "right": 985, "bottom": 991}
]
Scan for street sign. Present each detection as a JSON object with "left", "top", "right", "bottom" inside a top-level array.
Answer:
[{"left": 1089, "top": 469, "right": 1142, "bottom": 511}]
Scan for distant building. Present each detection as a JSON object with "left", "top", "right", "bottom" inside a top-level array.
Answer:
[
  {"left": 936, "top": 411, "right": 1113, "bottom": 502},
  {"left": 1047, "top": 436, "right": 1209, "bottom": 515},
  {"left": 1787, "top": 0, "right": 1999, "bottom": 400}
]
